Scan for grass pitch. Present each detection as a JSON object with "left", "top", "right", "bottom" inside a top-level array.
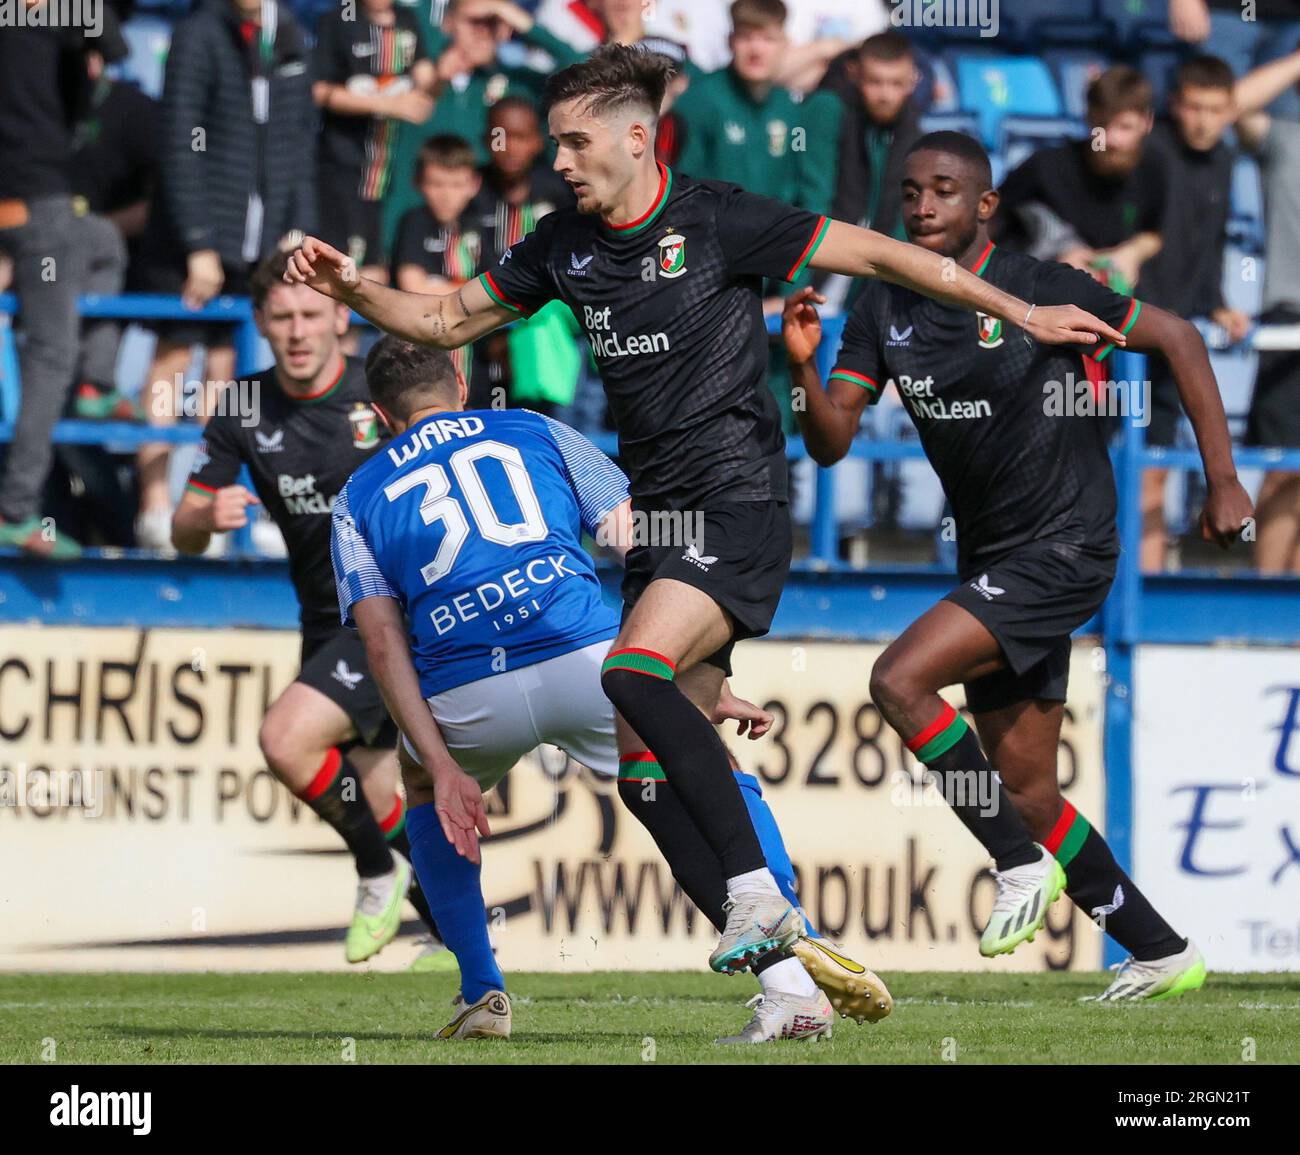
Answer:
[{"left": 1, "top": 970, "right": 1296, "bottom": 1065}]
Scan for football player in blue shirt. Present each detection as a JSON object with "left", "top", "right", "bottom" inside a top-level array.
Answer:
[{"left": 332, "top": 335, "right": 891, "bottom": 1042}]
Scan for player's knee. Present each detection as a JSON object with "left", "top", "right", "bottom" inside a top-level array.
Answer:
[
  {"left": 868, "top": 654, "right": 916, "bottom": 720},
  {"left": 258, "top": 715, "right": 315, "bottom": 783},
  {"left": 601, "top": 666, "right": 651, "bottom": 714}
]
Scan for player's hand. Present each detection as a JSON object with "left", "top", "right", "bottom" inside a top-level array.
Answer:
[
  {"left": 1023, "top": 304, "right": 1128, "bottom": 349},
  {"left": 432, "top": 765, "right": 491, "bottom": 864},
  {"left": 712, "top": 682, "right": 774, "bottom": 740},
  {"left": 182, "top": 249, "right": 224, "bottom": 310},
  {"left": 209, "top": 485, "right": 260, "bottom": 532},
  {"left": 782, "top": 286, "right": 826, "bottom": 365},
  {"left": 284, "top": 236, "right": 360, "bottom": 301},
  {"left": 1200, "top": 477, "right": 1254, "bottom": 550}
]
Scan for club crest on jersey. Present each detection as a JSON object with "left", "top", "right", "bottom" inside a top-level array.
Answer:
[
  {"left": 977, "top": 313, "right": 1003, "bottom": 348},
  {"left": 349, "top": 403, "right": 380, "bottom": 450},
  {"left": 658, "top": 232, "right": 686, "bottom": 279}
]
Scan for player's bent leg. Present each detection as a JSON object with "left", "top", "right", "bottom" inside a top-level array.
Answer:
[
  {"left": 352, "top": 744, "right": 450, "bottom": 970},
  {"left": 974, "top": 697, "right": 1197, "bottom": 996},
  {"left": 602, "top": 581, "right": 800, "bottom": 972},
  {"left": 259, "top": 683, "right": 407, "bottom": 963}
]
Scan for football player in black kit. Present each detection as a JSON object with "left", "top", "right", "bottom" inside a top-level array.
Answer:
[
  {"left": 783, "top": 131, "right": 1253, "bottom": 1001},
  {"left": 172, "top": 252, "right": 449, "bottom": 971},
  {"left": 286, "top": 45, "right": 1130, "bottom": 1040}
]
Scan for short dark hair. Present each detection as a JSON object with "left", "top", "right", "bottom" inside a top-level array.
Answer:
[
  {"left": 731, "top": 0, "right": 786, "bottom": 32},
  {"left": 249, "top": 250, "right": 292, "bottom": 310},
  {"left": 543, "top": 42, "right": 675, "bottom": 120},
  {"left": 859, "top": 29, "right": 914, "bottom": 65},
  {"left": 905, "top": 130, "right": 993, "bottom": 190},
  {"left": 414, "top": 134, "right": 477, "bottom": 182},
  {"left": 487, "top": 94, "right": 541, "bottom": 128},
  {"left": 1173, "top": 54, "right": 1235, "bottom": 96},
  {"left": 364, "top": 335, "right": 459, "bottom": 421},
  {"left": 1087, "top": 65, "right": 1153, "bottom": 123}
]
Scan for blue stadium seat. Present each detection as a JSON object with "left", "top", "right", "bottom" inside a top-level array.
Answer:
[
  {"left": 118, "top": 16, "right": 174, "bottom": 99},
  {"left": 1095, "top": 0, "right": 1169, "bottom": 45},
  {"left": 999, "top": 114, "right": 1085, "bottom": 173},
  {"left": 792, "top": 456, "right": 873, "bottom": 533},
  {"left": 954, "top": 55, "right": 1064, "bottom": 148},
  {"left": 1042, "top": 48, "right": 1109, "bottom": 119},
  {"left": 1228, "top": 156, "right": 1264, "bottom": 252},
  {"left": 1136, "top": 47, "right": 1182, "bottom": 108},
  {"left": 918, "top": 111, "right": 981, "bottom": 139},
  {"left": 915, "top": 50, "right": 960, "bottom": 114}
]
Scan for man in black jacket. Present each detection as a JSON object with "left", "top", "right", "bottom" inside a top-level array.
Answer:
[
  {"left": 134, "top": 0, "right": 317, "bottom": 550},
  {"left": 817, "top": 30, "right": 921, "bottom": 312},
  {"left": 0, "top": 2, "right": 127, "bottom": 557}
]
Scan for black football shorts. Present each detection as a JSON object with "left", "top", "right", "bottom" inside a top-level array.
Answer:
[
  {"left": 298, "top": 624, "right": 397, "bottom": 748},
  {"left": 620, "top": 500, "right": 793, "bottom": 676},
  {"left": 944, "top": 538, "right": 1116, "bottom": 714}
]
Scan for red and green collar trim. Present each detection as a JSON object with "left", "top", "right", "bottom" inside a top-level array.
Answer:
[
  {"left": 282, "top": 355, "right": 347, "bottom": 405},
  {"left": 1089, "top": 298, "right": 1142, "bottom": 363},
  {"left": 971, "top": 240, "right": 995, "bottom": 277},
  {"left": 605, "top": 163, "right": 673, "bottom": 235}
]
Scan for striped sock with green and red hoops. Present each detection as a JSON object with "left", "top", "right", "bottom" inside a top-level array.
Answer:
[
  {"left": 600, "top": 647, "right": 766, "bottom": 878},
  {"left": 382, "top": 794, "right": 443, "bottom": 942},
  {"left": 1044, "top": 800, "right": 1185, "bottom": 961},
  {"left": 295, "top": 748, "right": 393, "bottom": 878},
  {"left": 905, "top": 701, "right": 1040, "bottom": 871}
]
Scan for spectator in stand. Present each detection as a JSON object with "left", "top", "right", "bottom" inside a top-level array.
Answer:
[
  {"left": 313, "top": 0, "right": 436, "bottom": 281},
  {"left": 0, "top": 1, "right": 127, "bottom": 556},
  {"left": 132, "top": 0, "right": 317, "bottom": 551},
  {"left": 381, "top": 0, "right": 557, "bottom": 252},
  {"left": 816, "top": 30, "right": 922, "bottom": 313},
  {"left": 477, "top": 0, "right": 697, "bottom": 164},
  {"left": 996, "top": 66, "right": 1166, "bottom": 296},
  {"left": 390, "top": 136, "right": 484, "bottom": 295},
  {"left": 70, "top": 47, "right": 162, "bottom": 422},
  {"left": 674, "top": 0, "right": 842, "bottom": 222},
  {"left": 1170, "top": 0, "right": 1300, "bottom": 119},
  {"left": 1138, "top": 55, "right": 1249, "bottom": 571},
  {"left": 390, "top": 134, "right": 485, "bottom": 384},
  {"left": 1235, "top": 46, "right": 1300, "bottom": 572},
  {"left": 465, "top": 96, "right": 578, "bottom": 413}
]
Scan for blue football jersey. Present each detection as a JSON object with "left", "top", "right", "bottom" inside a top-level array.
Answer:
[{"left": 332, "top": 409, "right": 626, "bottom": 697}]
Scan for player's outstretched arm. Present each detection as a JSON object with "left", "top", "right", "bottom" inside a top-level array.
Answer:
[
  {"left": 781, "top": 288, "right": 869, "bottom": 466},
  {"left": 351, "top": 595, "right": 490, "bottom": 861},
  {"left": 810, "top": 221, "right": 1130, "bottom": 349},
  {"left": 285, "top": 236, "right": 515, "bottom": 350},
  {"left": 1124, "top": 304, "right": 1254, "bottom": 548}
]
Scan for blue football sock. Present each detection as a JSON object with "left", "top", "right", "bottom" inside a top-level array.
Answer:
[
  {"left": 733, "top": 770, "right": 821, "bottom": 938},
  {"left": 406, "top": 803, "right": 505, "bottom": 1002}
]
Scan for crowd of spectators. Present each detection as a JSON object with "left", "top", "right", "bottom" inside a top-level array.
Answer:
[{"left": 0, "top": 0, "right": 1298, "bottom": 571}]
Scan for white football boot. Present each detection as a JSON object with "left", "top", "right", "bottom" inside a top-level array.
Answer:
[
  {"left": 1084, "top": 940, "right": 1207, "bottom": 1003},
  {"left": 716, "top": 991, "right": 834, "bottom": 1045},
  {"left": 979, "top": 845, "right": 1067, "bottom": 957},
  {"left": 708, "top": 893, "right": 805, "bottom": 974},
  {"left": 437, "top": 990, "right": 512, "bottom": 1039}
]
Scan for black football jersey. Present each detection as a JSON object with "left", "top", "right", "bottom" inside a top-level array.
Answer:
[
  {"left": 832, "top": 243, "right": 1141, "bottom": 575},
  {"left": 187, "top": 358, "right": 388, "bottom": 629},
  {"left": 479, "top": 164, "right": 830, "bottom": 507}
]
